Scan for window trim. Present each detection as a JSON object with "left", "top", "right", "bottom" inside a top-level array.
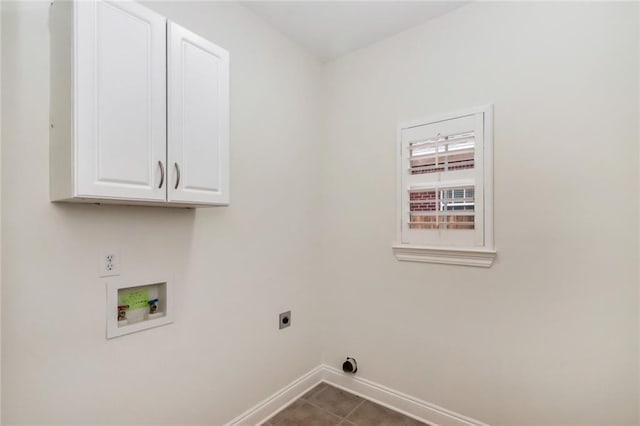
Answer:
[{"left": 393, "top": 105, "right": 496, "bottom": 267}]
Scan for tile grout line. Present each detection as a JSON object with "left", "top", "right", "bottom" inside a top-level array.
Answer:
[
  {"left": 301, "top": 384, "right": 333, "bottom": 411},
  {"left": 303, "top": 398, "right": 324, "bottom": 410},
  {"left": 304, "top": 384, "right": 365, "bottom": 425},
  {"left": 341, "top": 399, "right": 366, "bottom": 425},
  {"left": 266, "top": 385, "right": 318, "bottom": 426},
  {"left": 295, "top": 384, "right": 346, "bottom": 424},
  {"left": 301, "top": 383, "right": 328, "bottom": 405},
  {"left": 269, "top": 383, "right": 426, "bottom": 426}
]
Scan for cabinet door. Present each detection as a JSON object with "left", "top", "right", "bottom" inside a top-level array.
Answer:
[
  {"left": 167, "top": 22, "right": 230, "bottom": 205},
  {"left": 75, "top": 0, "right": 167, "bottom": 201}
]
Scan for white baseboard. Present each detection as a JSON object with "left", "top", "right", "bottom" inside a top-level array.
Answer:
[
  {"left": 321, "top": 365, "right": 488, "bottom": 426},
  {"left": 225, "top": 365, "right": 325, "bottom": 426},
  {"left": 226, "top": 364, "right": 488, "bottom": 426}
]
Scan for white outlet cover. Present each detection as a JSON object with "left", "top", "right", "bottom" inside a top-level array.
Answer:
[{"left": 100, "top": 252, "right": 121, "bottom": 277}]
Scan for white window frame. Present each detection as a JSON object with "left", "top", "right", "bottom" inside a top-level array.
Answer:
[{"left": 393, "top": 105, "right": 496, "bottom": 267}]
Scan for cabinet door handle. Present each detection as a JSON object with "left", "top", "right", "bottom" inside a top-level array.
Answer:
[
  {"left": 174, "top": 162, "right": 181, "bottom": 190},
  {"left": 158, "top": 160, "right": 165, "bottom": 189}
]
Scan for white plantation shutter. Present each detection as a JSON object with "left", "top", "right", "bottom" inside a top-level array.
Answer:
[{"left": 400, "top": 112, "right": 485, "bottom": 247}]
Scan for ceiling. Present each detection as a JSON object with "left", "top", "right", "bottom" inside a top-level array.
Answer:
[{"left": 242, "top": 1, "right": 468, "bottom": 62}]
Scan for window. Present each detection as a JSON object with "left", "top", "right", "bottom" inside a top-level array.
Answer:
[{"left": 393, "top": 106, "right": 496, "bottom": 267}]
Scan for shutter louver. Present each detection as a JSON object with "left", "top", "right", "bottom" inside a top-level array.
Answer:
[
  {"left": 409, "top": 186, "right": 475, "bottom": 230},
  {"left": 409, "top": 132, "right": 475, "bottom": 175},
  {"left": 400, "top": 112, "right": 485, "bottom": 247}
]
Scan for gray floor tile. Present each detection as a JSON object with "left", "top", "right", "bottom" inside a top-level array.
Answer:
[
  {"left": 266, "top": 384, "right": 429, "bottom": 426},
  {"left": 308, "top": 385, "right": 365, "bottom": 417},
  {"left": 265, "top": 399, "right": 305, "bottom": 425},
  {"left": 277, "top": 401, "right": 343, "bottom": 426},
  {"left": 301, "top": 382, "right": 329, "bottom": 400},
  {"left": 346, "top": 400, "right": 428, "bottom": 426}
]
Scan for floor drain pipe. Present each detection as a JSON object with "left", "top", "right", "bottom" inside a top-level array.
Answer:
[{"left": 342, "top": 357, "right": 358, "bottom": 374}]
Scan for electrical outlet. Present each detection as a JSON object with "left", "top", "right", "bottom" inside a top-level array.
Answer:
[
  {"left": 279, "top": 311, "right": 291, "bottom": 330},
  {"left": 100, "top": 252, "right": 120, "bottom": 277}
]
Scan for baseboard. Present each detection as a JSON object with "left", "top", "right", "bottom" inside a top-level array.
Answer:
[
  {"left": 226, "top": 364, "right": 488, "bottom": 426},
  {"left": 321, "top": 365, "right": 488, "bottom": 426},
  {"left": 224, "top": 365, "right": 325, "bottom": 426}
]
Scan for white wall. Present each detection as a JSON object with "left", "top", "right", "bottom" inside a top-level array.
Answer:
[
  {"left": 2, "top": 1, "right": 640, "bottom": 425},
  {"left": 1, "top": 1, "right": 322, "bottom": 424},
  {"left": 0, "top": 1, "right": 3, "bottom": 422},
  {"left": 321, "top": 2, "right": 639, "bottom": 424}
]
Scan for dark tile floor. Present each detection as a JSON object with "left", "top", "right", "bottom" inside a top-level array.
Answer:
[{"left": 263, "top": 383, "right": 429, "bottom": 426}]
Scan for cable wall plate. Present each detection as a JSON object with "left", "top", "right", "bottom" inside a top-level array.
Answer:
[{"left": 106, "top": 275, "right": 174, "bottom": 339}]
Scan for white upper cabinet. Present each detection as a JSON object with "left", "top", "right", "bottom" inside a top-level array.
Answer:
[
  {"left": 167, "top": 22, "right": 230, "bottom": 205},
  {"left": 75, "top": 1, "right": 167, "bottom": 201},
  {"left": 50, "top": 0, "right": 230, "bottom": 207}
]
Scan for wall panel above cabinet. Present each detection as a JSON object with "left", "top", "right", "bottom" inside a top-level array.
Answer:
[{"left": 49, "top": 0, "right": 230, "bottom": 208}]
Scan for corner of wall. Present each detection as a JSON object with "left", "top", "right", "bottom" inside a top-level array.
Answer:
[
  {"left": 637, "top": 2, "right": 640, "bottom": 423},
  {"left": 0, "top": 0, "right": 4, "bottom": 422}
]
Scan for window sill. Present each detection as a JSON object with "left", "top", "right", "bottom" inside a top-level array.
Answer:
[{"left": 392, "top": 245, "right": 496, "bottom": 267}]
